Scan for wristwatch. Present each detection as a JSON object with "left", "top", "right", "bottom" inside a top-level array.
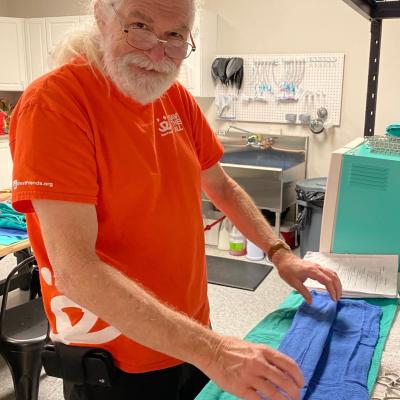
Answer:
[{"left": 267, "top": 239, "right": 291, "bottom": 261}]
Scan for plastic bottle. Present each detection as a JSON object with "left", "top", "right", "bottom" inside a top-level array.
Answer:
[
  {"left": 246, "top": 239, "right": 265, "bottom": 261},
  {"left": 229, "top": 226, "right": 246, "bottom": 256},
  {"left": 218, "top": 219, "right": 232, "bottom": 251}
]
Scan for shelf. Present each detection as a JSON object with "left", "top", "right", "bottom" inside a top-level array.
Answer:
[
  {"left": 343, "top": 0, "right": 400, "bottom": 20},
  {"left": 343, "top": 0, "right": 400, "bottom": 136},
  {"left": 375, "top": 1, "right": 400, "bottom": 18}
]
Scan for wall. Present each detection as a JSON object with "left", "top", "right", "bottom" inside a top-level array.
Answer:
[
  {"left": 376, "top": 19, "right": 400, "bottom": 133},
  {"left": 6, "top": 0, "right": 90, "bottom": 17},
  {"left": 0, "top": 91, "right": 22, "bottom": 107},
  {"left": 200, "top": 0, "right": 378, "bottom": 178},
  {"left": 0, "top": 0, "right": 9, "bottom": 16},
  {"left": 2, "top": 0, "right": 400, "bottom": 177}
]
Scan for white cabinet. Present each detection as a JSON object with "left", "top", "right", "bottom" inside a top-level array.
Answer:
[
  {"left": 0, "top": 139, "right": 13, "bottom": 189},
  {"left": 45, "top": 16, "right": 80, "bottom": 54},
  {"left": 0, "top": 18, "right": 27, "bottom": 91},
  {"left": 177, "top": 10, "right": 218, "bottom": 97},
  {"left": 25, "top": 18, "right": 48, "bottom": 83},
  {"left": 24, "top": 16, "right": 95, "bottom": 84}
]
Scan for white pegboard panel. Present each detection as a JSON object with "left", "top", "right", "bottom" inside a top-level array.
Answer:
[{"left": 214, "top": 53, "right": 345, "bottom": 125}]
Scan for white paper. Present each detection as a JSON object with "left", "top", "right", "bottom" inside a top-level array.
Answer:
[{"left": 304, "top": 252, "right": 399, "bottom": 298}]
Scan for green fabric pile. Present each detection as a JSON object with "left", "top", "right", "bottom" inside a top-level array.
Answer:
[
  {"left": 0, "top": 202, "right": 26, "bottom": 230},
  {"left": 0, "top": 202, "right": 27, "bottom": 244}
]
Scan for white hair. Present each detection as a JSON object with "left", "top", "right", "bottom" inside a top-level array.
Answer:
[
  {"left": 50, "top": 0, "right": 115, "bottom": 72},
  {"left": 50, "top": 0, "right": 197, "bottom": 73}
]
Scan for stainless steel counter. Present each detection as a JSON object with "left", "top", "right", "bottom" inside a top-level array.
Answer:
[{"left": 204, "top": 134, "right": 308, "bottom": 234}]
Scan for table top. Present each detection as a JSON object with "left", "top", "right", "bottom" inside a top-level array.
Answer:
[
  {"left": 0, "top": 190, "right": 12, "bottom": 202},
  {"left": 0, "top": 189, "right": 31, "bottom": 258},
  {"left": 0, "top": 239, "right": 30, "bottom": 258}
]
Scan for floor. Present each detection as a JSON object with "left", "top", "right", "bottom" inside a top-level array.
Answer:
[{"left": 0, "top": 249, "right": 399, "bottom": 399}]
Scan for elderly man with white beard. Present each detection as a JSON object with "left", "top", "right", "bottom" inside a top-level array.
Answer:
[{"left": 9, "top": 0, "right": 342, "bottom": 399}]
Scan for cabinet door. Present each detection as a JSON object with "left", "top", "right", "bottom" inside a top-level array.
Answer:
[
  {"left": 0, "top": 18, "right": 27, "bottom": 91},
  {"left": 45, "top": 16, "right": 80, "bottom": 54},
  {"left": 25, "top": 18, "right": 48, "bottom": 84},
  {"left": 0, "top": 141, "right": 13, "bottom": 189}
]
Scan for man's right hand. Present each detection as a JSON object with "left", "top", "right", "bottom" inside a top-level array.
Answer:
[{"left": 202, "top": 336, "right": 304, "bottom": 400}]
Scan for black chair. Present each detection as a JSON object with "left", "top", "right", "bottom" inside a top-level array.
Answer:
[{"left": 0, "top": 255, "right": 49, "bottom": 400}]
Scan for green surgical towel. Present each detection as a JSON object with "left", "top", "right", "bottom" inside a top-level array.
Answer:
[
  {"left": 0, "top": 202, "right": 26, "bottom": 230},
  {"left": 196, "top": 292, "right": 398, "bottom": 400}
]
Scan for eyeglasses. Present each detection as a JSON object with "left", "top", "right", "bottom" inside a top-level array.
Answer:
[{"left": 111, "top": 4, "right": 196, "bottom": 60}]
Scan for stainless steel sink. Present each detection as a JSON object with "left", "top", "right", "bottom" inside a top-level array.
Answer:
[
  {"left": 221, "top": 147, "right": 305, "bottom": 169},
  {"left": 203, "top": 134, "right": 308, "bottom": 234}
]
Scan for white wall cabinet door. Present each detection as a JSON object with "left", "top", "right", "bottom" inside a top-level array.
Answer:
[
  {"left": 0, "top": 17, "right": 27, "bottom": 91},
  {"left": 0, "top": 140, "right": 13, "bottom": 189},
  {"left": 177, "top": 10, "right": 218, "bottom": 97},
  {"left": 45, "top": 16, "right": 79, "bottom": 54},
  {"left": 25, "top": 18, "right": 48, "bottom": 83},
  {"left": 25, "top": 16, "right": 94, "bottom": 85}
]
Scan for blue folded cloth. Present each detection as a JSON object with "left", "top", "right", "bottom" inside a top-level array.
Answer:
[
  {"left": 0, "top": 227, "right": 28, "bottom": 245},
  {"left": 277, "top": 292, "right": 338, "bottom": 397},
  {"left": 0, "top": 227, "right": 28, "bottom": 238},
  {"left": 305, "top": 299, "right": 381, "bottom": 399},
  {"left": 274, "top": 292, "right": 382, "bottom": 400}
]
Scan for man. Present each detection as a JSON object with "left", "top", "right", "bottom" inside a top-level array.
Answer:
[{"left": 10, "top": 0, "right": 342, "bottom": 399}]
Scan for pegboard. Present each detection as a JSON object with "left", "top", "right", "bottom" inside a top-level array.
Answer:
[{"left": 214, "top": 53, "right": 345, "bottom": 126}]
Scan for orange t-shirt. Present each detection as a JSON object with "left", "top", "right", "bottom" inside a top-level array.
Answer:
[{"left": 9, "top": 60, "right": 223, "bottom": 373}]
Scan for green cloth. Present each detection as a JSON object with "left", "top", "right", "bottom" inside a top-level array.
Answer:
[
  {"left": 0, "top": 235, "right": 25, "bottom": 245},
  {"left": 0, "top": 202, "right": 26, "bottom": 230},
  {"left": 196, "top": 292, "right": 398, "bottom": 400}
]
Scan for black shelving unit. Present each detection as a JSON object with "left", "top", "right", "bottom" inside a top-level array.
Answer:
[{"left": 343, "top": 0, "right": 400, "bottom": 136}]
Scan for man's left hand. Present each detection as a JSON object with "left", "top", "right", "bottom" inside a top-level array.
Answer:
[{"left": 273, "top": 252, "right": 342, "bottom": 304}]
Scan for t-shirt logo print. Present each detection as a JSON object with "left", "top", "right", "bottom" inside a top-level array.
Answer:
[
  {"left": 157, "top": 113, "right": 184, "bottom": 136},
  {"left": 40, "top": 266, "right": 121, "bottom": 345}
]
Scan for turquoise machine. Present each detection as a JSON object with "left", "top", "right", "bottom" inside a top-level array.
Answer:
[{"left": 320, "top": 137, "right": 400, "bottom": 258}]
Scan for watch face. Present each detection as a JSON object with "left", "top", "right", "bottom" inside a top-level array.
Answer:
[
  {"left": 267, "top": 240, "right": 291, "bottom": 261},
  {"left": 275, "top": 239, "right": 289, "bottom": 250}
]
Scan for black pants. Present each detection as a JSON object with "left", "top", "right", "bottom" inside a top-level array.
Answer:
[{"left": 63, "top": 362, "right": 209, "bottom": 400}]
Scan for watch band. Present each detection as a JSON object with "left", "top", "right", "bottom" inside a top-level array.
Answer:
[{"left": 267, "top": 239, "right": 291, "bottom": 260}]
